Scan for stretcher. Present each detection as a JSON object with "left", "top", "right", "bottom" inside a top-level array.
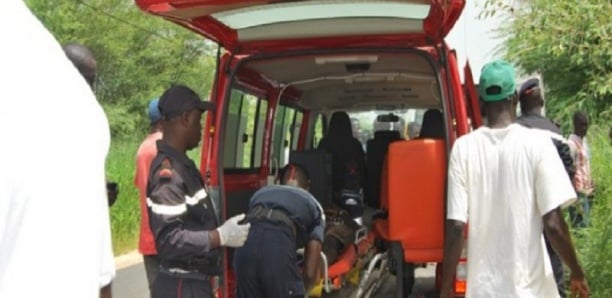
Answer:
[{"left": 302, "top": 227, "right": 389, "bottom": 298}]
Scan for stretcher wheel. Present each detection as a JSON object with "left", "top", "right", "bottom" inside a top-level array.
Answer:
[{"left": 389, "top": 242, "right": 415, "bottom": 298}]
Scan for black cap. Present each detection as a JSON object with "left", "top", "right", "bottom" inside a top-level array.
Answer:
[
  {"left": 158, "top": 85, "right": 214, "bottom": 119},
  {"left": 519, "top": 78, "right": 540, "bottom": 100}
]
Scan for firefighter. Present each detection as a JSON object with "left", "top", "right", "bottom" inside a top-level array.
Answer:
[
  {"left": 147, "top": 85, "right": 250, "bottom": 298},
  {"left": 234, "top": 163, "right": 325, "bottom": 298}
]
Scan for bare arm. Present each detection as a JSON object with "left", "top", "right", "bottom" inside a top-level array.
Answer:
[
  {"left": 440, "top": 220, "right": 465, "bottom": 298},
  {"left": 543, "top": 207, "right": 589, "bottom": 297},
  {"left": 100, "top": 283, "right": 111, "bottom": 298},
  {"left": 303, "top": 240, "right": 323, "bottom": 292}
]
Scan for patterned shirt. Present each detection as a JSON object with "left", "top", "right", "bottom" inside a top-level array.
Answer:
[{"left": 568, "top": 134, "right": 594, "bottom": 195}]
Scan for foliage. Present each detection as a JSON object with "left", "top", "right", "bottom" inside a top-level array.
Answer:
[
  {"left": 105, "top": 140, "right": 140, "bottom": 254},
  {"left": 24, "top": 0, "right": 216, "bottom": 253},
  {"left": 482, "top": 0, "right": 612, "bottom": 130},
  {"left": 105, "top": 138, "right": 202, "bottom": 255},
  {"left": 25, "top": 0, "right": 217, "bottom": 139},
  {"left": 570, "top": 126, "right": 612, "bottom": 298}
]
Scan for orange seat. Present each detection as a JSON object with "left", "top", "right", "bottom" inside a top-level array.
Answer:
[{"left": 380, "top": 139, "right": 446, "bottom": 263}]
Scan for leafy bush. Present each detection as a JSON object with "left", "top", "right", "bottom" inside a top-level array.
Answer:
[
  {"left": 500, "top": 0, "right": 612, "bottom": 129},
  {"left": 26, "top": 0, "right": 217, "bottom": 138},
  {"left": 106, "top": 138, "right": 202, "bottom": 255},
  {"left": 570, "top": 126, "right": 612, "bottom": 298}
]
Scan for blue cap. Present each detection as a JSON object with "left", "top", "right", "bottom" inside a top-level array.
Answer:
[{"left": 148, "top": 98, "right": 162, "bottom": 124}]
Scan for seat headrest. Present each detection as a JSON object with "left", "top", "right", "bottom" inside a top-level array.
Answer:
[
  {"left": 419, "top": 109, "right": 445, "bottom": 139},
  {"left": 374, "top": 130, "right": 401, "bottom": 140}
]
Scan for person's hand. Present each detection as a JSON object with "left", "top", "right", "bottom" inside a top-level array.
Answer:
[
  {"left": 217, "top": 213, "right": 250, "bottom": 247},
  {"left": 569, "top": 273, "right": 589, "bottom": 298}
]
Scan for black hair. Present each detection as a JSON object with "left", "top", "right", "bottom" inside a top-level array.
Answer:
[
  {"left": 519, "top": 87, "right": 543, "bottom": 114},
  {"left": 280, "top": 163, "right": 310, "bottom": 188},
  {"left": 63, "top": 42, "right": 96, "bottom": 88},
  {"left": 573, "top": 111, "right": 588, "bottom": 123},
  {"left": 326, "top": 111, "right": 353, "bottom": 139}
]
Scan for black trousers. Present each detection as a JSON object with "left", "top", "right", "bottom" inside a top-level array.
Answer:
[
  {"left": 234, "top": 222, "right": 306, "bottom": 298},
  {"left": 151, "top": 269, "right": 212, "bottom": 298},
  {"left": 143, "top": 254, "right": 160, "bottom": 293}
]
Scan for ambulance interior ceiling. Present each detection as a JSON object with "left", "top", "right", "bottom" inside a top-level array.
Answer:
[{"left": 241, "top": 53, "right": 442, "bottom": 112}]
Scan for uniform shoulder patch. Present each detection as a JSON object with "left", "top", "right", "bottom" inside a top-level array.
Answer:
[{"left": 157, "top": 158, "right": 174, "bottom": 179}]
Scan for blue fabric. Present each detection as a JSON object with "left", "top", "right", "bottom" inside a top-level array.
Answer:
[
  {"left": 148, "top": 98, "right": 161, "bottom": 124},
  {"left": 234, "top": 222, "right": 305, "bottom": 298},
  {"left": 249, "top": 185, "right": 325, "bottom": 244}
]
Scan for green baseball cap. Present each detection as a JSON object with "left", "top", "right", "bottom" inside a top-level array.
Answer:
[{"left": 478, "top": 59, "right": 516, "bottom": 102}]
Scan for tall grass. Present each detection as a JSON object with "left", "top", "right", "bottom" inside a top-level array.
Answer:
[
  {"left": 571, "top": 125, "right": 611, "bottom": 297},
  {"left": 106, "top": 137, "right": 202, "bottom": 255},
  {"left": 106, "top": 139, "right": 141, "bottom": 255}
]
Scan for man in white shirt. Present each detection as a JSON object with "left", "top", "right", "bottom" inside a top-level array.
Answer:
[
  {"left": 0, "top": 1, "right": 115, "bottom": 297},
  {"left": 440, "top": 60, "right": 589, "bottom": 298}
]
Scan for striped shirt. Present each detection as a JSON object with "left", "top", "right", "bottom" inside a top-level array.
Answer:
[{"left": 568, "top": 134, "right": 593, "bottom": 195}]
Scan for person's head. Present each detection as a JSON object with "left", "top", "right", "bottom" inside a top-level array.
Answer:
[
  {"left": 327, "top": 111, "right": 353, "bottom": 139},
  {"left": 148, "top": 98, "right": 162, "bottom": 132},
  {"left": 350, "top": 118, "right": 360, "bottom": 138},
  {"left": 158, "top": 85, "right": 214, "bottom": 151},
  {"left": 63, "top": 42, "right": 97, "bottom": 89},
  {"left": 406, "top": 121, "right": 421, "bottom": 139},
  {"left": 478, "top": 60, "right": 518, "bottom": 125},
  {"left": 280, "top": 163, "right": 310, "bottom": 190},
  {"left": 572, "top": 111, "right": 589, "bottom": 137},
  {"left": 518, "top": 78, "right": 544, "bottom": 115}
]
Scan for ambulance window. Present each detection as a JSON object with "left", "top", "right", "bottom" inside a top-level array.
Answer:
[
  {"left": 291, "top": 111, "right": 303, "bottom": 150},
  {"left": 223, "top": 89, "right": 266, "bottom": 170},
  {"left": 252, "top": 99, "right": 267, "bottom": 167},
  {"left": 271, "top": 105, "right": 301, "bottom": 168},
  {"left": 312, "top": 114, "right": 325, "bottom": 148}
]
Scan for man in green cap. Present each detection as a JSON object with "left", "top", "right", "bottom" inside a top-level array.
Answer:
[{"left": 440, "top": 60, "right": 589, "bottom": 298}]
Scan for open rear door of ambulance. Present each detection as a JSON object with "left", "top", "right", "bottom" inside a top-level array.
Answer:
[
  {"left": 135, "top": 0, "right": 466, "bottom": 54},
  {"left": 133, "top": 1, "right": 466, "bottom": 297},
  {"left": 464, "top": 60, "right": 482, "bottom": 129}
]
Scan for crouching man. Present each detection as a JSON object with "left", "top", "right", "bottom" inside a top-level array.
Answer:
[{"left": 234, "top": 163, "right": 325, "bottom": 298}]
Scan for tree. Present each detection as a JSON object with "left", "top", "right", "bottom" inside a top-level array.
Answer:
[
  {"left": 26, "top": 0, "right": 218, "bottom": 138},
  {"left": 482, "top": 0, "right": 611, "bottom": 129}
]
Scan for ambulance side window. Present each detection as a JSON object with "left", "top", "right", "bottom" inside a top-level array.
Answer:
[
  {"left": 271, "top": 106, "right": 302, "bottom": 168},
  {"left": 291, "top": 111, "right": 303, "bottom": 150},
  {"left": 312, "top": 114, "right": 325, "bottom": 148},
  {"left": 223, "top": 89, "right": 267, "bottom": 170}
]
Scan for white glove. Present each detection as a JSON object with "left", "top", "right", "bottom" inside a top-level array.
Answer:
[{"left": 217, "top": 213, "right": 250, "bottom": 247}]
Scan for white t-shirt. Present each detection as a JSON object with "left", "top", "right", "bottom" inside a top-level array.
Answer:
[
  {"left": 0, "top": 1, "right": 115, "bottom": 297},
  {"left": 447, "top": 124, "right": 576, "bottom": 298}
]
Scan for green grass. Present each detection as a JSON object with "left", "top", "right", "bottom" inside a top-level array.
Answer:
[
  {"left": 106, "top": 139, "right": 141, "bottom": 255},
  {"left": 569, "top": 125, "right": 611, "bottom": 298},
  {"left": 106, "top": 137, "right": 202, "bottom": 255}
]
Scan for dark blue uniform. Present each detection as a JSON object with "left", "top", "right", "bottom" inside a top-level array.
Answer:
[
  {"left": 234, "top": 185, "right": 325, "bottom": 298},
  {"left": 147, "top": 140, "right": 219, "bottom": 298}
]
